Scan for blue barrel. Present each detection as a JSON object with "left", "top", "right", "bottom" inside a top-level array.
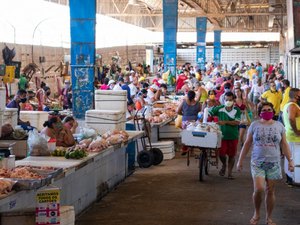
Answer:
[{"left": 126, "top": 123, "right": 136, "bottom": 174}]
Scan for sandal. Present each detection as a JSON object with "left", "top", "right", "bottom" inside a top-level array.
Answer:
[
  {"left": 227, "top": 175, "right": 235, "bottom": 180},
  {"left": 266, "top": 219, "right": 276, "bottom": 225},
  {"left": 250, "top": 217, "right": 260, "bottom": 225}
]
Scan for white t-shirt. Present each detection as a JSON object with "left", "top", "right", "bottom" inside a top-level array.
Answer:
[
  {"left": 251, "top": 84, "right": 264, "bottom": 97},
  {"left": 145, "top": 89, "right": 155, "bottom": 104},
  {"left": 113, "top": 83, "right": 123, "bottom": 91},
  {"left": 129, "top": 83, "right": 138, "bottom": 97}
]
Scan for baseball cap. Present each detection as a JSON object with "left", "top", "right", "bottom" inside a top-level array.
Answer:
[{"left": 108, "top": 80, "right": 116, "bottom": 85}]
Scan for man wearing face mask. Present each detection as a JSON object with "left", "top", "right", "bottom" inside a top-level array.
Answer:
[
  {"left": 43, "top": 86, "right": 55, "bottom": 111},
  {"left": 209, "top": 91, "right": 241, "bottom": 179},
  {"left": 260, "top": 81, "right": 282, "bottom": 120},
  {"left": 6, "top": 89, "right": 31, "bottom": 127},
  {"left": 219, "top": 82, "right": 232, "bottom": 105}
]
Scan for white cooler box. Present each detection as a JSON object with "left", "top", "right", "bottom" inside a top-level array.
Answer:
[
  {"left": 147, "top": 141, "right": 175, "bottom": 160},
  {"left": 20, "top": 111, "right": 49, "bottom": 131},
  {"left": 159, "top": 124, "right": 181, "bottom": 139},
  {"left": 3, "top": 108, "right": 18, "bottom": 128},
  {"left": 181, "top": 130, "right": 222, "bottom": 148},
  {"left": 95, "top": 90, "right": 127, "bottom": 112},
  {"left": 85, "top": 110, "right": 126, "bottom": 134}
]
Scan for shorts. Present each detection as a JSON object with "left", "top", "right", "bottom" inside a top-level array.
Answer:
[
  {"left": 239, "top": 124, "right": 247, "bottom": 129},
  {"left": 219, "top": 140, "right": 238, "bottom": 157},
  {"left": 253, "top": 96, "right": 260, "bottom": 104},
  {"left": 251, "top": 161, "right": 282, "bottom": 180}
]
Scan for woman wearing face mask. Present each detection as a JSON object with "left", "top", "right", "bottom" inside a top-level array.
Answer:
[
  {"left": 260, "top": 81, "right": 282, "bottom": 120},
  {"left": 41, "top": 117, "right": 75, "bottom": 147},
  {"left": 62, "top": 116, "right": 78, "bottom": 134},
  {"left": 237, "top": 102, "right": 294, "bottom": 225},
  {"left": 43, "top": 86, "right": 55, "bottom": 111}
]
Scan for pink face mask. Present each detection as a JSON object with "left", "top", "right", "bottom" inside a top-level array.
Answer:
[{"left": 260, "top": 111, "right": 274, "bottom": 120}]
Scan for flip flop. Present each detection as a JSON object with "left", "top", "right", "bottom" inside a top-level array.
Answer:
[
  {"left": 250, "top": 217, "right": 260, "bottom": 225},
  {"left": 266, "top": 219, "right": 276, "bottom": 225},
  {"left": 227, "top": 175, "right": 235, "bottom": 180}
]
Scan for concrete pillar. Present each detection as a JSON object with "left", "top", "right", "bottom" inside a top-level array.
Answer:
[
  {"left": 70, "top": 0, "right": 96, "bottom": 119},
  {"left": 196, "top": 17, "right": 207, "bottom": 70},
  {"left": 213, "top": 30, "right": 222, "bottom": 66},
  {"left": 163, "top": 0, "right": 178, "bottom": 83}
]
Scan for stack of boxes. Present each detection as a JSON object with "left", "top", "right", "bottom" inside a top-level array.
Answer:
[{"left": 85, "top": 90, "right": 127, "bottom": 134}]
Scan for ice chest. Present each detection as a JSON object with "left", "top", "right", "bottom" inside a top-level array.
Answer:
[
  {"left": 20, "top": 111, "right": 49, "bottom": 131},
  {"left": 95, "top": 90, "right": 127, "bottom": 112},
  {"left": 85, "top": 110, "right": 126, "bottom": 134},
  {"left": 147, "top": 141, "right": 175, "bottom": 160},
  {"left": 3, "top": 108, "right": 18, "bottom": 128},
  {"left": 181, "top": 130, "right": 222, "bottom": 148}
]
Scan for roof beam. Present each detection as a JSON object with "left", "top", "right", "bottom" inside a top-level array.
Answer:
[{"left": 106, "top": 12, "right": 286, "bottom": 17}]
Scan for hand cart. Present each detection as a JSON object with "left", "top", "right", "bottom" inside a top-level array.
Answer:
[
  {"left": 133, "top": 108, "right": 164, "bottom": 168},
  {"left": 181, "top": 129, "right": 222, "bottom": 181}
]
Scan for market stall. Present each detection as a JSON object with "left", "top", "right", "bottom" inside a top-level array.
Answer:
[{"left": 0, "top": 131, "right": 143, "bottom": 216}]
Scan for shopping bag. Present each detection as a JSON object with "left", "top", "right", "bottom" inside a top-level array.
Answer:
[{"left": 175, "top": 115, "right": 182, "bottom": 129}]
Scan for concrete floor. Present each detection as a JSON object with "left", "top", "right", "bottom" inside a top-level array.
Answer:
[{"left": 76, "top": 153, "right": 300, "bottom": 225}]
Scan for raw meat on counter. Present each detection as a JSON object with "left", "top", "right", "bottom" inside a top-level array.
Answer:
[
  {"left": 0, "top": 179, "right": 15, "bottom": 195},
  {"left": 88, "top": 138, "right": 109, "bottom": 152},
  {"left": 0, "top": 167, "right": 43, "bottom": 179}
]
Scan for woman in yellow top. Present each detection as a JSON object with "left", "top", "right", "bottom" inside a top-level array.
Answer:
[
  {"left": 194, "top": 81, "right": 208, "bottom": 104},
  {"left": 282, "top": 88, "right": 300, "bottom": 186}
]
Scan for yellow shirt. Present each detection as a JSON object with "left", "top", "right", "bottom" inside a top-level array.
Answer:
[
  {"left": 280, "top": 86, "right": 291, "bottom": 112},
  {"left": 283, "top": 102, "right": 300, "bottom": 142},
  {"left": 248, "top": 69, "right": 257, "bottom": 81},
  {"left": 199, "top": 88, "right": 208, "bottom": 104},
  {"left": 261, "top": 90, "right": 282, "bottom": 115}
]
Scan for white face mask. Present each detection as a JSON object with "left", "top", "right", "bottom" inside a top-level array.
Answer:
[{"left": 225, "top": 100, "right": 234, "bottom": 107}]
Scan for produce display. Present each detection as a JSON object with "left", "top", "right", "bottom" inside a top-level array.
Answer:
[
  {"left": 51, "top": 147, "right": 67, "bottom": 157},
  {"left": 65, "top": 145, "right": 88, "bottom": 159}
]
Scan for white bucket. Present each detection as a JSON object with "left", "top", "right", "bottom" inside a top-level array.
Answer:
[
  {"left": 0, "top": 87, "right": 6, "bottom": 111},
  {"left": 3, "top": 108, "right": 18, "bottom": 128},
  {"left": 95, "top": 90, "right": 127, "bottom": 112}
]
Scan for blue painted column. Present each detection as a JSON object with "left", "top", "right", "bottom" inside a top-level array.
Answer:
[
  {"left": 70, "top": 0, "right": 96, "bottom": 119},
  {"left": 196, "top": 17, "right": 207, "bottom": 70},
  {"left": 163, "top": 0, "right": 178, "bottom": 85},
  {"left": 213, "top": 30, "right": 222, "bottom": 66}
]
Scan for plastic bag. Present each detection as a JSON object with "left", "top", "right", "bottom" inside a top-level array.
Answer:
[
  {"left": 80, "top": 127, "right": 97, "bottom": 139},
  {"left": 175, "top": 115, "right": 182, "bottom": 129},
  {"left": 27, "top": 129, "right": 50, "bottom": 156}
]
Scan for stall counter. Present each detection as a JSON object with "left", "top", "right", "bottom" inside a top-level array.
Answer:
[{"left": 0, "top": 131, "right": 144, "bottom": 215}]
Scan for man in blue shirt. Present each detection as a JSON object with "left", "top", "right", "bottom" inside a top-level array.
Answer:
[{"left": 6, "top": 89, "right": 31, "bottom": 128}]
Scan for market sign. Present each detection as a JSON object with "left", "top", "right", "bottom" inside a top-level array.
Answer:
[{"left": 36, "top": 187, "right": 60, "bottom": 225}]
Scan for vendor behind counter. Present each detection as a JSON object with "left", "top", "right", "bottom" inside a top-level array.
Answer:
[{"left": 40, "top": 117, "right": 75, "bottom": 147}]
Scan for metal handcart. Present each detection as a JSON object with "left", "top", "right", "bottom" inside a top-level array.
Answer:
[
  {"left": 181, "top": 125, "right": 222, "bottom": 181},
  {"left": 133, "top": 108, "right": 164, "bottom": 168}
]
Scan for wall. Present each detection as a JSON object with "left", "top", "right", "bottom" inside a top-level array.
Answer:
[{"left": 177, "top": 46, "right": 280, "bottom": 68}]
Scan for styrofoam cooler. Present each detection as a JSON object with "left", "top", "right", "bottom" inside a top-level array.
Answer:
[
  {"left": 181, "top": 130, "right": 222, "bottom": 148},
  {"left": 3, "top": 108, "right": 18, "bottom": 128},
  {"left": 85, "top": 109, "right": 126, "bottom": 134},
  {"left": 20, "top": 111, "right": 49, "bottom": 131},
  {"left": 159, "top": 124, "right": 181, "bottom": 138},
  {"left": 0, "top": 87, "right": 6, "bottom": 111},
  {"left": 147, "top": 141, "right": 175, "bottom": 160},
  {"left": 95, "top": 90, "right": 127, "bottom": 112}
]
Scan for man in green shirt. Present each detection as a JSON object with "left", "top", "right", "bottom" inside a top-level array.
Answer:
[{"left": 209, "top": 91, "right": 241, "bottom": 179}]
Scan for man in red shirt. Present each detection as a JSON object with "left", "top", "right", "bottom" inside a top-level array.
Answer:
[{"left": 176, "top": 69, "right": 189, "bottom": 93}]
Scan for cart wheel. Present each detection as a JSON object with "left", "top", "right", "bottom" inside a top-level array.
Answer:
[
  {"left": 199, "top": 151, "right": 206, "bottom": 181},
  {"left": 150, "top": 148, "right": 164, "bottom": 166},
  {"left": 137, "top": 150, "right": 154, "bottom": 168}
]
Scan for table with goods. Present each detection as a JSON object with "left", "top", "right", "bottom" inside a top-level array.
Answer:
[
  {"left": 0, "top": 127, "right": 144, "bottom": 216},
  {"left": 181, "top": 122, "right": 222, "bottom": 181}
]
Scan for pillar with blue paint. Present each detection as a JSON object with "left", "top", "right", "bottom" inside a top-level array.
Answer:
[
  {"left": 70, "top": 0, "right": 96, "bottom": 119},
  {"left": 196, "top": 17, "right": 207, "bottom": 71},
  {"left": 213, "top": 30, "right": 222, "bottom": 66},
  {"left": 163, "top": 0, "right": 178, "bottom": 85}
]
